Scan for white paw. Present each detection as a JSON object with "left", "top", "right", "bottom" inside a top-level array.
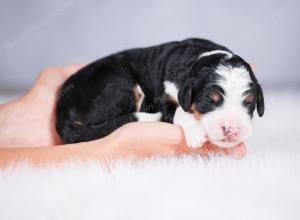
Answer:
[
  {"left": 173, "top": 106, "right": 207, "bottom": 148},
  {"left": 182, "top": 124, "right": 207, "bottom": 148},
  {"left": 135, "top": 112, "right": 162, "bottom": 122}
]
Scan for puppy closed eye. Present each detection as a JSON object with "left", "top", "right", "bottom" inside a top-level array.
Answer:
[
  {"left": 244, "top": 94, "right": 254, "bottom": 104},
  {"left": 209, "top": 90, "right": 222, "bottom": 104}
]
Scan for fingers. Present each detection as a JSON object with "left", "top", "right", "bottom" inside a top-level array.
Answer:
[
  {"left": 35, "top": 64, "right": 86, "bottom": 89},
  {"left": 198, "top": 142, "right": 246, "bottom": 159},
  {"left": 38, "top": 64, "right": 85, "bottom": 80},
  {"left": 61, "top": 64, "right": 86, "bottom": 77},
  {"left": 225, "top": 143, "right": 247, "bottom": 159},
  {"left": 174, "top": 139, "right": 247, "bottom": 159}
]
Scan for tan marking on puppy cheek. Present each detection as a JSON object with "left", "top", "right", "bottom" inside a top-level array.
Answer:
[
  {"left": 193, "top": 112, "right": 201, "bottom": 120},
  {"left": 189, "top": 103, "right": 202, "bottom": 121}
]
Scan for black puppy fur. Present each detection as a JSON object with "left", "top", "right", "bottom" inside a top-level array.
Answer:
[{"left": 56, "top": 38, "right": 264, "bottom": 143}]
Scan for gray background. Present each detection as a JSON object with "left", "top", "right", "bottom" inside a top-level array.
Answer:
[{"left": 0, "top": 0, "right": 299, "bottom": 95}]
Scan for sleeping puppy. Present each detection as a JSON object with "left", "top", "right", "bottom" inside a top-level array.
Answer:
[{"left": 56, "top": 38, "right": 264, "bottom": 148}]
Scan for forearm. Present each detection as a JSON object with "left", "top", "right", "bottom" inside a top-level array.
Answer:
[
  {"left": 0, "top": 123, "right": 185, "bottom": 168},
  {"left": 0, "top": 138, "right": 118, "bottom": 168},
  {"left": 0, "top": 98, "right": 27, "bottom": 147},
  {"left": 0, "top": 117, "right": 246, "bottom": 168}
]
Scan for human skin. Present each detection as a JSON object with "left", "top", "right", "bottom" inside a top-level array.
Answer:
[{"left": 0, "top": 65, "right": 246, "bottom": 168}]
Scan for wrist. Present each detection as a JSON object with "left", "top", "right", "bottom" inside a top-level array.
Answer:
[{"left": 0, "top": 97, "right": 28, "bottom": 147}]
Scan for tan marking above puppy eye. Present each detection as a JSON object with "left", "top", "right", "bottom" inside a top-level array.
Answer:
[
  {"left": 244, "top": 94, "right": 254, "bottom": 103},
  {"left": 209, "top": 91, "right": 221, "bottom": 103}
]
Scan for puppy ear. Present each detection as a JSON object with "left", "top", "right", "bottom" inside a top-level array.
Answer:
[
  {"left": 178, "top": 79, "right": 192, "bottom": 112},
  {"left": 256, "top": 83, "right": 265, "bottom": 117}
]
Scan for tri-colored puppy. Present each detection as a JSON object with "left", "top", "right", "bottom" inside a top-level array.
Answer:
[{"left": 56, "top": 38, "right": 264, "bottom": 148}]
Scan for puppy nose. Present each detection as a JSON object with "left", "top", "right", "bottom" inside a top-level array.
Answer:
[{"left": 222, "top": 126, "right": 239, "bottom": 138}]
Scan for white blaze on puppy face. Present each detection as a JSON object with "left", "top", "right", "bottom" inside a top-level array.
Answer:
[{"left": 201, "top": 65, "right": 253, "bottom": 148}]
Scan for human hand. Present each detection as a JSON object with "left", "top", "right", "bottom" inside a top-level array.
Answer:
[
  {"left": 105, "top": 122, "right": 246, "bottom": 160},
  {"left": 0, "top": 65, "right": 84, "bottom": 147},
  {"left": 0, "top": 64, "right": 246, "bottom": 160}
]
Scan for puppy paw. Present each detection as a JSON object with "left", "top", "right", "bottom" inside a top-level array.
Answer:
[{"left": 182, "top": 124, "right": 207, "bottom": 148}]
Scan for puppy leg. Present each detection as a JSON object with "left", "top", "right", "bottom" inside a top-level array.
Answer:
[
  {"left": 173, "top": 106, "right": 207, "bottom": 148},
  {"left": 163, "top": 80, "right": 207, "bottom": 148}
]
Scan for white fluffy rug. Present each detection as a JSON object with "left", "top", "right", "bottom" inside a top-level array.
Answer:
[{"left": 0, "top": 90, "right": 300, "bottom": 220}]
